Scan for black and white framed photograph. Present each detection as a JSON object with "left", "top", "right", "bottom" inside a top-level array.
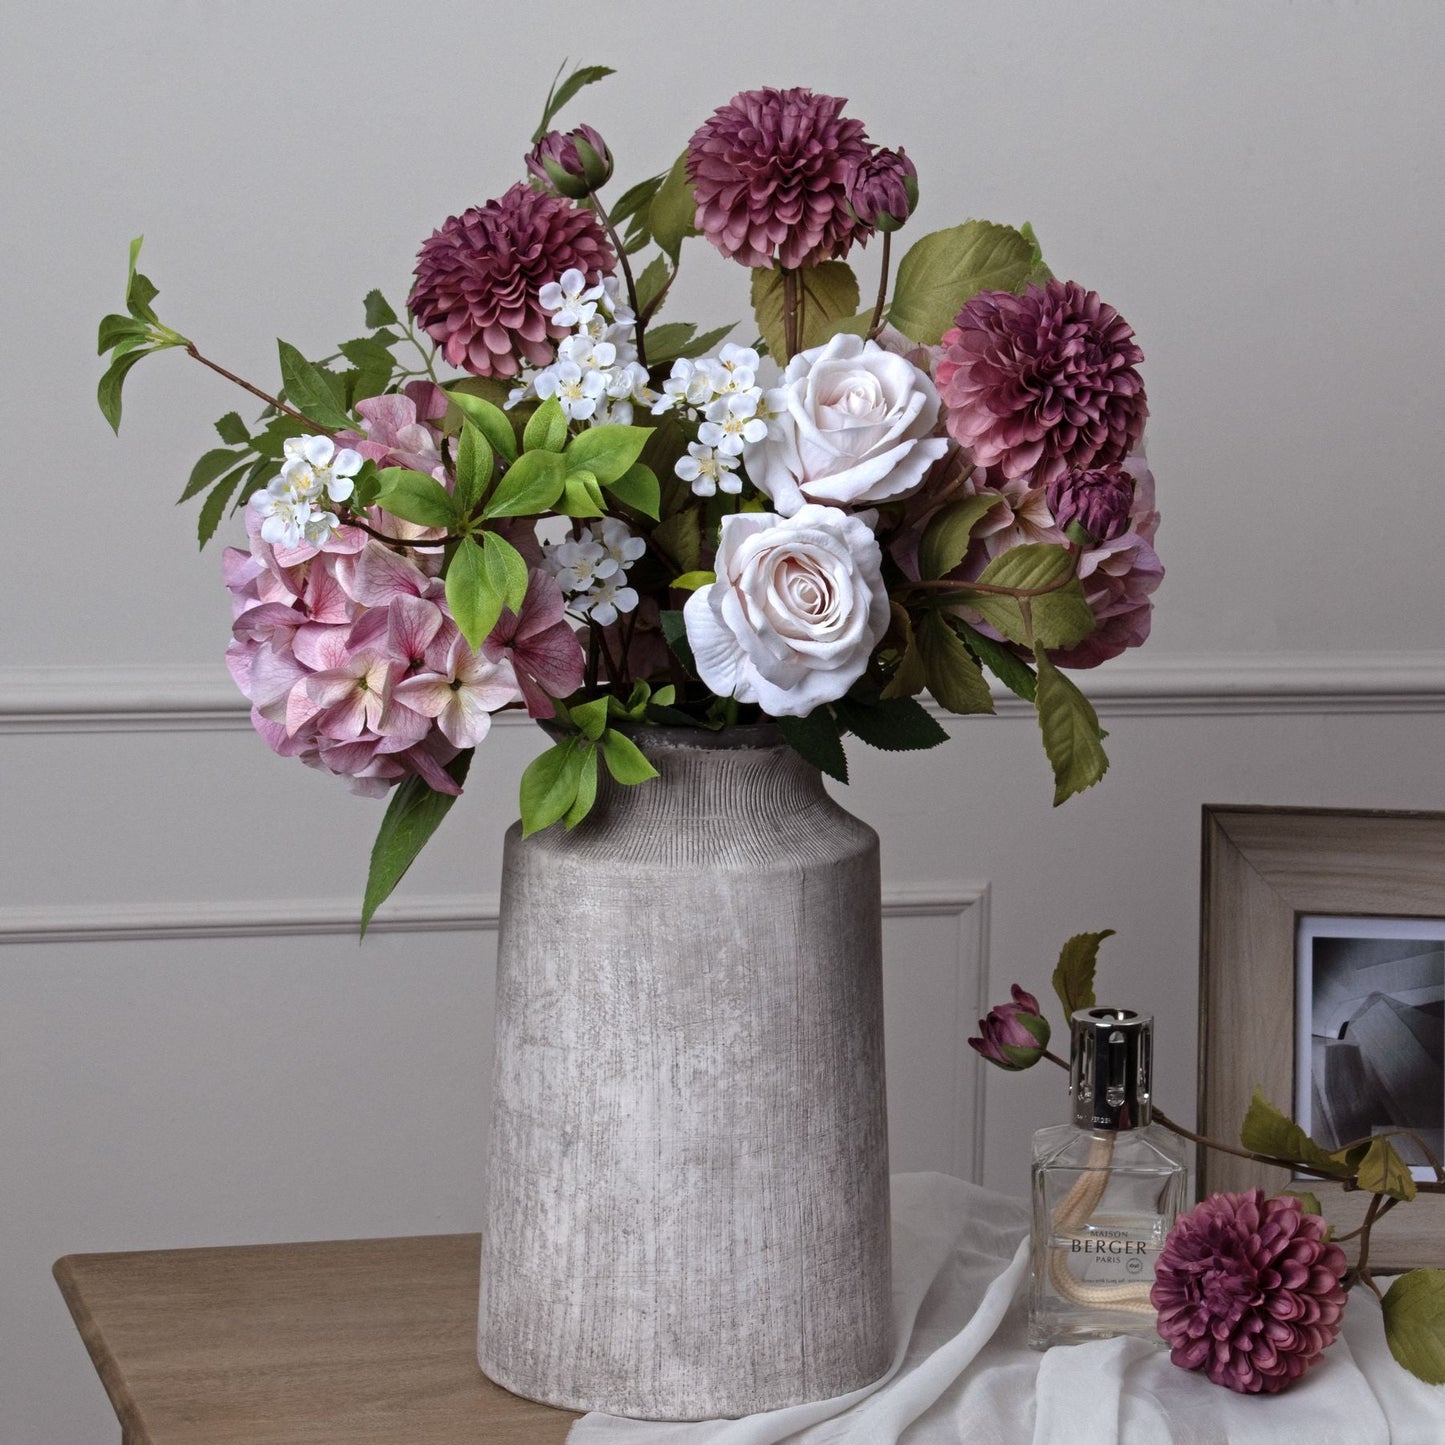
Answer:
[{"left": 1295, "top": 916, "right": 1445, "bottom": 1182}]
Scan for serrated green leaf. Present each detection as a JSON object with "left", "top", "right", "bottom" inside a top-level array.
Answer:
[
  {"left": 564, "top": 746, "right": 600, "bottom": 828},
  {"left": 751, "top": 262, "right": 861, "bottom": 364},
  {"left": 532, "top": 62, "right": 615, "bottom": 144},
  {"left": 98, "top": 313, "right": 148, "bottom": 354},
  {"left": 448, "top": 389, "right": 518, "bottom": 463},
  {"left": 649, "top": 150, "right": 700, "bottom": 261},
  {"left": 482, "top": 448, "right": 566, "bottom": 519},
  {"left": 833, "top": 695, "right": 949, "bottom": 751},
  {"left": 445, "top": 535, "right": 503, "bottom": 649},
  {"left": 954, "top": 619, "right": 1036, "bottom": 702},
  {"left": 644, "top": 321, "right": 696, "bottom": 358},
  {"left": 523, "top": 396, "right": 568, "bottom": 453},
  {"left": 652, "top": 508, "right": 702, "bottom": 573},
  {"left": 1033, "top": 650, "right": 1109, "bottom": 805},
  {"left": 976, "top": 543, "right": 1075, "bottom": 592},
  {"left": 599, "top": 729, "right": 661, "bottom": 785},
  {"left": 604, "top": 462, "right": 660, "bottom": 520},
  {"left": 1357, "top": 1136, "right": 1418, "bottom": 1202},
  {"left": 880, "top": 603, "right": 928, "bottom": 700},
  {"left": 888, "top": 221, "right": 1036, "bottom": 345},
  {"left": 97, "top": 347, "right": 153, "bottom": 432},
  {"left": 196, "top": 462, "right": 252, "bottom": 547},
  {"left": 520, "top": 737, "right": 584, "bottom": 836},
  {"left": 660, "top": 608, "right": 696, "bottom": 676},
  {"left": 214, "top": 411, "right": 250, "bottom": 446},
  {"left": 776, "top": 709, "right": 848, "bottom": 784},
  {"left": 360, "top": 751, "right": 472, "bottom": 935},
  {"left": 178, "top": 447, "right": 247, "bottom": 503},
  {"left": 1050, "top": 929, "right": 1114, "bottom": 1021},
  {"left": 917, "top": 613, "right": 994, "bottom": 715},
  {"left": 453, "top": 422, "right": 494, "bottom": 516},
  {"left": 919, "top": 494, "right": 1006, "bottom": 580},
  {"left": 609, "top": 172, "right": 665, "bottom": 232},
  {"left": 363, "top": 289, "right": 398, "bottom": 328},
  {"left": 482, "top": 531, "right": 529, "bottom": 616},
  {"left": 276, "top": 340, "right": 354, "bottom": 431},
  {"left": 971, "top": 577, "right": 1096, "bottom": 651},
  {"left": 565, "top": 424, "right": 652, "bottom": 485},
  {"left": 231, "top": 454, "right": 274, "bottom": 515},
  {"left": 374, "top": 467, "right": 458, "bottom": 530},
  {"left": 635, "top": 255, "right": 671, "bottom": 315},
  {"left": 338, "top": 335, "right": 397, "bottom": 374},
  {"left": 1238, "top": 1089, "right": 1355, "bottom": 1177},
  {"left": 568, "top": 696, "right": 610, "bottom": 742},
  {"left": 674, "top": 322, "right": 738, "bottom": 360},
  {"left": 1383, "top": 1270, "right": 1445, "bottom": 1385}
]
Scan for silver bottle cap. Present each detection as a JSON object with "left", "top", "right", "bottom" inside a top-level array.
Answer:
[{"left": 1070, "top": 1007, "right": 1153, "bottom": 1131}]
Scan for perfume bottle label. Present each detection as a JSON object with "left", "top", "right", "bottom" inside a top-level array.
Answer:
[{"left": 1053, "top": 1220, "right": 1160, "bottom": 1284}]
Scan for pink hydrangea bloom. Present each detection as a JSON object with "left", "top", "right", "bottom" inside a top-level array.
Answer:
[
  {"left": 334, "top": 380, "right": 448, "bottom": 477},
  {"left": 686, "top": 88, "right": 873, "bottom": 269},
  {"left": 1153, "top": 1190, "right": 1348, "bottom": 1394},
  {"left": 408, "top": 184, "right": 615, "bottom": 379},
  {"left": 483, "top": 569, "right": 586, "bottom": 719}
]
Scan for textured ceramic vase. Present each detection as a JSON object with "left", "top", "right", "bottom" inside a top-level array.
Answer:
[{"left": 477, "top": 724, "right": 892, "bottom": 1420}]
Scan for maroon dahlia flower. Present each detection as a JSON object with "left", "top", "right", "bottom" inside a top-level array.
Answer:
[
  {"left": 408, "top": 183, "right": 615, "bottom": 379},
  {"left": 935, "top": 279, "right": 1147, "bottom": 489},
  {"left": 526, "top": 124, "right": 613, "bottom": 199},
  {"left": 846, "top": 146, "right": 918, "bottom": 232},
  {"left": 1152, "top": 1190, "right": 1348, "bottom": 1394},
  {"left": 686, "top": 87, "right": 873, "bottom": 269},
  {"left": 967, "top": 985, "right": 1051, "bottom": 1071},
  {"left": 1047, "top": 462, "right": 1135, "bottom": 543}
]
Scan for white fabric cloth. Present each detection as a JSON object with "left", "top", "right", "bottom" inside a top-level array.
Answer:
[{"left": 568, "top": 1173, "right": 1445, "bottom": 1445}]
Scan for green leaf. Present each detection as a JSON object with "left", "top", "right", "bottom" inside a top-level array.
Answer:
[
  {"left": 363, "top": 289, "right": 398, "bottom": 328},
  {"left": 776, "top": 709, "right": 848, "bottom": 784},
  {"left": 359, "top": 751, "right": 472, "bottom": 935},
  {"left": 635, "top": 255, "right": 671, "bottom": 314},
  {"left": 674, "top": 322, "right": 738, "bottom": 360},
  {"left": 604, "top": 461, "right": 661, "bottom": 520},
  {"left": 214, "top": 411, "right": 250, "bottom": 446},
  {"left": 649, "top": 149, "right": 700, "bottom": 260},
  {"left": 564, "top": 746, "right": 600, "bottom": 828},
  {"left": 98, "top": 312, "right": 148, "bottom": 354},
  {"left": 482, "top": 448, "right": 565, "bottom": 519},
  {"left": 445, "top": 535, "right": 503, "bottom": 648},
  {"left": 482, "top": 531, "right": 530, "bottom": 616},
  {"left": 453, "top": 422, "right": 494, "bottom": 516},
  {"left": 954, "top": 620, "right": 1037, "bottom": 703},
  {"left": 97, "top": 347, "right": 153, "bottom": 432},
  {"left": 644, "top": 321, "right": 695, "bottom": 358},
  {"left": 448, "top": 389, "right": 518, "bottom": 463},
  {"left": 519, "top": 737, "right": 584, "bottom": 837},
  {"left": 565, "top": 424, "right": 652, "bottom": 485},
  {"left": 1356, "top": 1136, "right": 1418, "bottom": 1202},
  {"left": 888, "top": 221, "right": 1036, "bottom": 345},
  {"left": 833, "top": 694, "right": 949, "bottom": 751},
  {"left": 880, "top": 604, "right": 928, "bottom": 700},
  {"left": 1238, "top": 1089, "right": 1355, "bottom": 1178},
  {"left": 568, "top": 696, "right": 610, "bottom": 742},
  {"left": 1051, "top": 930, "right": 1115, "bottom": 1021},
  {"left": 670, "top": 570, "right": 715, "bottom": 592},
  {"left": 122, "top": 235, "right": 162, "bottom": 326},
  {"left": 660, "top": 609, "right": 696, "bottom": 676},
  {"left": 556, "top": 472, "right": 607, "bottom": 518},
  {"left": 375, "top": 467, "right": 458, "bottom": 530},
  {"left": 522, "top": 396, "right": 568, "bottom": 453},
  {"left": 917, "top": 613, "right": 994, "bottom": 715},
  {"left": 1033, "top": 650, "right": 1109, "bottom": 805},
  {"left": 196, "top": 462, "right": 252, "bottom": 547},
  {"left": 1383, "top": 1270, "right": 1445, "bottom": 1385},
  {"left": 751, "top": 262, "right": 861, "bottom": 363},
  {"left": 976, "top": 543, "right": 1075, "bottom": 592},
  {"left": 652, "top": 507, "right": 702, "bottom": 573},
  {"left": 532, "top": 62, "right": 615, "bottom": 144},
  {"left": 609, "top": 172, "right": 666, "bottom": 232},
  {"left": 970, "top": 578, "right": 1096, "bottom": 652},
  {"left": 178, "top": 447, "right": 246, "bottom": 503},
  {"left": 599, "top": 729, "right": 661, "bottom": 785},
  {"left": 918, "top": 494, "right": 1006, "bottom": 579},
  {"left": 276, "top": 341, "right": 354, "bottom": 431}
]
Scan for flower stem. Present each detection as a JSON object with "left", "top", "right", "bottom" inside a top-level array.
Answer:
[
  {"left": 867, "top": 232, "right": 893, "bottom": 341},
  {"left": 782, "top": 266, "right": 800, "bottom": 361},
  {"left": 184, "top": 343, "right": 325, "bottom": 432},
  {"left": 589, "top": 192, "right": 647, "bottom": 371}
]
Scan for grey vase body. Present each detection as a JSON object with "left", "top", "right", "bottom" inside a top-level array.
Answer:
[{"left": 477, "top": 726, "right": 892, "bottom": 1420}]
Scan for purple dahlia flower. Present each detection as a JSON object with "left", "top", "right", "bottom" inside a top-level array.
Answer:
[
  {"left": 686, "top": 87, "right": 873, "bottom": 269},
  {"left": 526, "top": 124, "right": 612, "bottom": 199},
  {"left": 968, "top": 985, "right": 1051, "bottom": 1071},
  {"left": 1152, "top": 1190, "right": 1348, "bottom": 1395},
  {"left": 408, "top": 183, "right": 615, "bottom": 379},
  {"left": 935, "top": 279, "right": 1147, "bottom": 489},
  {"left": 1047, "top": 462, "right": 1135, "bottom": 543},
  {"left": 846, "top": 146, "right": 918, "bottom": 231}
]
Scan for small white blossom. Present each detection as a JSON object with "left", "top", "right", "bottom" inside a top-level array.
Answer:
[
  {"left": 538, "top": 267, "right": 605, "bottom": 328},
  {"left": 596, "top": 517, "right": 647, "bottom": 570},
  {"left": 543, "top": 520, "right": 646, "bottom": 620},
  {"left": 699, "top": 393, "right": 769, "bottom": 456},
  {"left": 675, "top": 442, "right": 742, "bottom": 497},
  {"left": 278, "top": 434, "right": 363, "bottom": 504},
  {"left": 535, "top": 361, "right": 608, "bottom": 421},
  {"left": 251, "top": 492, "right": 317, "bottom": 550},
  {"left": 558, "top": 334, "right": 617, "bottom": 371},
  {"left": 585, "top": 573, "right": 639, "bottom": 627},
  {"left": 600, "top": 275, "right": 635, "bottom": 325},
  {"left": 546, "top": 537, "right": 618, "bottom": 594}
]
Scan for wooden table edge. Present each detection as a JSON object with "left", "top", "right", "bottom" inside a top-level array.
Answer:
[{"left": 54, "top": 1254, "right": 151, "bottom": 1442}]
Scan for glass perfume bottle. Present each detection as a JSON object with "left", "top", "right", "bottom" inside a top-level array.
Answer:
[{"left": 1028, "top": 1007, "right": 1187, "bottom": 1350}]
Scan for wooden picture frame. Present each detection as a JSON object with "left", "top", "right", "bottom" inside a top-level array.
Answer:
[{"left": 1199, "top": 805, "right": 1445, "bottom": 1270}]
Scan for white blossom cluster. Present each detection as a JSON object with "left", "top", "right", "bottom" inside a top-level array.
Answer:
[
  {"left": 508, "top": 270, "right": 657, "bottom": 425},
  {"left": 650, "top": 344, "right": 786, "bottom": 498},
  {"left": 248, "top": 435, "right": 362, "bottom": 550},
  {"left": 542, "top": 517, "right": 647, "bottom": 626}
]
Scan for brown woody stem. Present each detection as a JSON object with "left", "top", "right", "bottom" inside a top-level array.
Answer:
[
  {"left": 184, "top": 344, "right": 324, "bottom": 431},
  {"left": 867, "top": 232, "right": 892, "bottom": 340}
]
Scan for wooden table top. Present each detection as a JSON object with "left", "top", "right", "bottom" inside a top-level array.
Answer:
[{"left": 54, "top": 1234, "right": 579, "bottom": 1444}]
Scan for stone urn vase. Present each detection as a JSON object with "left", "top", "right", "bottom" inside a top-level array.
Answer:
[{"left": 477, "top": 724, "right": 892, "bottom": 1420}]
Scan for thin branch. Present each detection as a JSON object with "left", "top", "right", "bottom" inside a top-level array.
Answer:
[
  {"left": 184, "top": 344, "right": 325, "bottom": 431},
  {"left": 782, "top": 267, "right": 800, "bottom": 361},
  {"left": 866, "top": 232, "right": 893, "bottom": 340},
  {"left": 589, "top": 192, "right": 647, "bottom": 370}
]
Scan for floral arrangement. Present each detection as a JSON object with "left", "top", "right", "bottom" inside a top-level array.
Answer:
[
  {"left": 98, "top": 66, "right": 1160, "bottom": 923},
  {"left": 974, "top": 935, "right": 1445, "bottom": 1390}
]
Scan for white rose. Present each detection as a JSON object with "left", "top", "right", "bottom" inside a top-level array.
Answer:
[
  {"left": 683, "top": 504, "right": 891, "bottom": 717},
  {"left": 748, "top": 332, "right": 949, "bottom": 516}
]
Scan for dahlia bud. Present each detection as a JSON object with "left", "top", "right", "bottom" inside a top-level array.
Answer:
[
  {"left": 1046, "top": 463, "right": 1136, "bottom": 544},
  {"left": 526, "top": 125, "right": 613, "bottom": 199},
  {"left": 968, "top": 985, "right": 1051, "bottom": 1071},
  {"left": 845, "top": 147, "right": 919, "bottom": 232}
]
